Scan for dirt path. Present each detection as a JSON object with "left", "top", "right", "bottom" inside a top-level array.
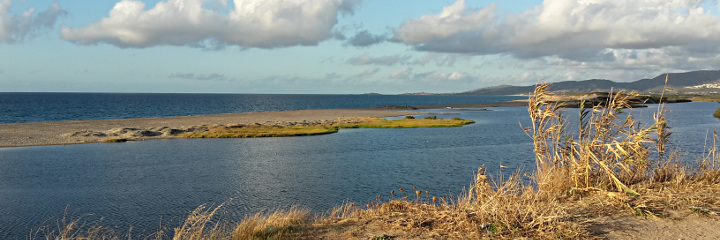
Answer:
[{"left": 591, "top": 213, "right": 720, "bottom": 240}]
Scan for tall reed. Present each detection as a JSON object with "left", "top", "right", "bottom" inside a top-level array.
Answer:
[{"left": 526, "top": 82, "right": 667, "bottom": 196}]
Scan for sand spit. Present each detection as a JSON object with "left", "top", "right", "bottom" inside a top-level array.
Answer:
[
  {"left": 0, "top": 101, "right": 529, "bottom": 148},
  {"left": 0, "top": 109, "right": 416, "bottom": 148}
]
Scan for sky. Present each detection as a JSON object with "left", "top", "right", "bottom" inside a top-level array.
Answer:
[{"left": 2, "top": 0, "right": 720, "bottom": 94}]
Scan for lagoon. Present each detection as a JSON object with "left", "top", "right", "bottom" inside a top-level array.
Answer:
[{"left": 0, "top": 102, "right": 718, "bottom": 238}]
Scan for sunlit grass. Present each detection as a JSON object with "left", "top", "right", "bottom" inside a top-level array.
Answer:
[
  {"left": 183, "top": 125, "right": 339, "bottom": 138},
  {"left": 181, "top": 117, "right": 475, "bottom": 138},
  {"left": 101, "top": 138, "right": 128, "bottom": 142},
  {"left": 333, "top": 117, "right": 474, "bottom": 129}
]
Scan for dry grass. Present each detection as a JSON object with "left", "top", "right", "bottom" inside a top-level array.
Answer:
[
  {"left": 30, "top": 207, "right": 122, "bottom": 240},
  {"left": 30, "top": 78, "right": 720, "bottom": 239}
]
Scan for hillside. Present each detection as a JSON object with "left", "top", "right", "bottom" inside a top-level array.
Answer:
[{"left": 455, "top": 70, "right": 720, "bottom": 95}]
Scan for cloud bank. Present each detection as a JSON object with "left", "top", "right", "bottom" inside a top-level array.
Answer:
[
  {"left": 347, "top": 54, "right": 409, "bottom": 65},
  {"left": 0, "top": 0, "right": 66, "bottom": 43},
  {"left": 346, "top": 30, "right": 386, "bottom": 47},
  {"left": 394, "top": 0, "right": 720, "bottom": 66},
  {"left": 61, "top": 0, "right": 361, "bottom": 48},
  {"left": 168, "top": 73, "right": 232, "bottom": 81}
]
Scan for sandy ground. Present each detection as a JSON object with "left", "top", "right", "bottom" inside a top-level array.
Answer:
[
  {"left": 591, "top": 213, "right": 720, "bottom": 240},
  {"left": 317, "top": 212, "right": 720, "bottom": 239},
  {"left": 0, "top": 108, "right": 424, "bottom": 148}
]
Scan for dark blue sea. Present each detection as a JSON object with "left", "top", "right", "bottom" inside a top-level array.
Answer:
[
  {"left": 0, "top": 92, "right": 522, "bottom": 123},
  {"left": 0, "top": 93, "right": 719, "bottom": 239}
]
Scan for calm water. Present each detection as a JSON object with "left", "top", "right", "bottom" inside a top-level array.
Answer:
[
  {"left": 0, "top": 98, "right": 719, "bottom": 238},
  {"left": 0, "top": 92, "right": 521, "bottom": 123}
]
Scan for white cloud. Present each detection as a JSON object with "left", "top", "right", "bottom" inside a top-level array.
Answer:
[
  {"left": 390, "top": 66, "right": 412, "bottom": 79},
  {"left": 394, "top": 0, "right": 720, "bottom": 64},
  {"left": 169, "top": 73, "right": 232, "bottom": 81},
  {"left": 412, "top": 53, "right": 473, "bottom": 67},
  {"left": 0, "top": 0, "right": 66, "bottom": 43},
  {"left": 347, "top": 54, "right": 409, "bottom": 65},
  {"left": 353, "top": 68, "right": 380, "bottom": 78},
  {"left": 389, "top": 66, "right": 472, "bottom": 84},
  {"left": 417, "top": 71, "right": 470, "bottom": 82},
  {"left": 61, "top": 0, "right": 361, "bottom": 48},
  {"left": 394, "top": 0, "right": 498, "bottom": 46}
]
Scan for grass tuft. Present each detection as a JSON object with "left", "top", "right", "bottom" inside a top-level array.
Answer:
[
  {"left": 232, "top": 207, "right": 310, "bottom": 240},
  {"left": 102, "top": 138, "right": 128, "bottom": 143}
]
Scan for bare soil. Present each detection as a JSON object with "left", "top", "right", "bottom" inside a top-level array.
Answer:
[{"left": 589, "top": 213, "right": 720, "bottom": 240}]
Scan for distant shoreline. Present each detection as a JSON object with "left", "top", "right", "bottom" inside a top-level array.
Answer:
[
  {"left": 0, "top": 100, "right": 529, "bottom": 148},
  {"left": 415, "top": 99, "right": 528, "bottom": 109}
]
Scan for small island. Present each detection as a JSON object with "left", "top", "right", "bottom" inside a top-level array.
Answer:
[{"left": 98, "top": 116, "right": 475, "bottom": 142}]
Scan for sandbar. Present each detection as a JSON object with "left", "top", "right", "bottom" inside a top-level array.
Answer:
[{"left": 0, "top": 101, "right": 528, "bottom": 148}]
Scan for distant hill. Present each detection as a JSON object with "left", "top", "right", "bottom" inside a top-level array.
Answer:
[{"left": 453, "top": 70, "right": 720, "bottom": 95}]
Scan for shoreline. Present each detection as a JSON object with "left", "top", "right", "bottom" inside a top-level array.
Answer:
[
  {"left": 0, "top": 109, "right": 410, "bottom": 148},
  {"left": 0, "top": 101, "right": 527, "bottom": 148}
]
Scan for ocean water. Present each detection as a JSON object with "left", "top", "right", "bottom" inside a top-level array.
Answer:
[
  {"left": 0, "top": 92, "right": 522, "bottom": 123},
  {"left": 0, "top": 94, "right": 719, "bottom": 239}
]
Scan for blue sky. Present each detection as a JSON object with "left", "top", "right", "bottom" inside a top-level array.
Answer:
[{"left": 2, "top": 0, "right": 720, "bottom": 94}]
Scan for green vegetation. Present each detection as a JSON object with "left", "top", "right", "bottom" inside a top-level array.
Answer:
[
  {"left": 689, "top": 95, "right": 720, "bottom": 102},
  {"left": 102, "top": 138, "right": 128, "bottom": 143},
  {"left": 182, "top": 117, "right": 475, "bottom": 138},
  {"left": 183, "top": 125, "right": 339, "bottom": 138},
  {"left": 332, "top": 117, "right": 474, "bottom": 129},
  {"left": 32, "top": 82, "right": 720, "bottom": 239},
  {"left": 637, "top": 94, "right": 692, "bottom": 103},
  {"left": 714, "top": 108, "right": 720, "bottom": 118}
]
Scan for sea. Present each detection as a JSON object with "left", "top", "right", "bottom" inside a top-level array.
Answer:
[
  {"left": 0, "top": 93, "right": 718, "bottom": 239},
  {"left": 0, "top": 92, "right": 522, "bottom": 124}
]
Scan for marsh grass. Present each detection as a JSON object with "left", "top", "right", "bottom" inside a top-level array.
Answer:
[
  {"left": 333, "top": 117, "right": 474, "bottom": 129},
  {"left": 31, "top": 79, "right": 720, "bottom": 239},
  {"left": 102, "top": 138, "right": 128, "bottom": 143},
  {"left": 183, "top": 125, "right": 339, "bottom": 138},
  {"left": 182, "top": 117, "right": 475, "bottom": 138}
]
